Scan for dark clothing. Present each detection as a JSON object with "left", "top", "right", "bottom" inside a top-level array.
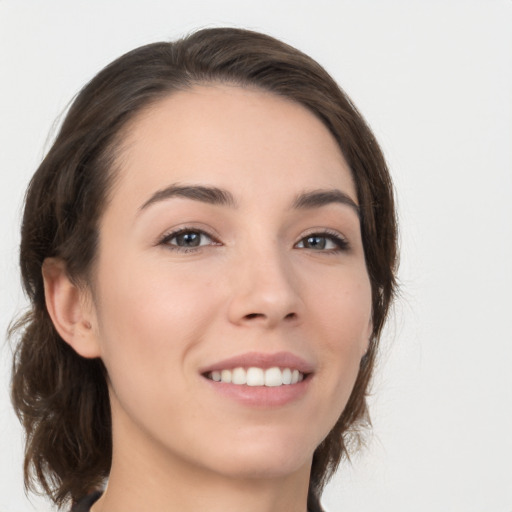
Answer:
[
  {"left": 71, "top": 490, "right": 103, "bottom": 512},
  {"left": 71, "top": 490, "right": 325, "bottom": 511}
]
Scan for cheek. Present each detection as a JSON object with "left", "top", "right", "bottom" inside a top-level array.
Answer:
[
  {"left": 92, "top": 255, "right": 222, "bottom": 400},
  {"left": 307, "top": 264, "right": 372, "bottom": 349},
  {"left": 305, "top": 268, "right": 372, "bottom": 411},
  {"left": 97, "top": 251, "right": 218, "bottom": 336}
]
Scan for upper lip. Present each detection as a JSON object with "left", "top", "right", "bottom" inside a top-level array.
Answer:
[{"left": 199, "top": 351, "right": 315, "bottom": 374}]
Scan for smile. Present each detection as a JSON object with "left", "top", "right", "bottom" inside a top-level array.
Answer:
[{"left": 206, "top": 367, "right": 305, "bottom": 387}]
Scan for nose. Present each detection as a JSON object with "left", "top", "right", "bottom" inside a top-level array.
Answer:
[{"left": 226, "top": 247, "right": 303, "bottom": 328}]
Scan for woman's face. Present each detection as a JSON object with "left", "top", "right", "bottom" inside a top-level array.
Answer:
[{"left": 86, "top": 85, "right": 372, "bottom": 481}]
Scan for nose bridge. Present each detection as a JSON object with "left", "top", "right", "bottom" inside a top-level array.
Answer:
[{"left": 227, "top": 237, "right": 301, "bottom": 326}]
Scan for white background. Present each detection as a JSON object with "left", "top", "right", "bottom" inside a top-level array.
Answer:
[{"left": 1, "top": 1, "right": 511, "bottom": 511}]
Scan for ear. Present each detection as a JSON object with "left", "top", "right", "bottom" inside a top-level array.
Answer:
[{"left": 42, "top": 258, "right": 101, "bottom": 359}]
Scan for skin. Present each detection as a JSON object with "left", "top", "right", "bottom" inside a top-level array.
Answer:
[{"left": 44, "top": 85, "right": 372, "bottom": 512}]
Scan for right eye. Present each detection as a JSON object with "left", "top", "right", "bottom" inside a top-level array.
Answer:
[{"left": 159, "top": 228, "right": 218, "bottom": 251}]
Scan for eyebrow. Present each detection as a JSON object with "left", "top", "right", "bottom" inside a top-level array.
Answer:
[
  {"left": 139, "top": 184, "right": 237, "bottom": 211},
  {"left": 292, "top": 189, "right": 360, "bottom": 216},
  {"left": 138, "top": 184, "right": 359, "bottom": 216}
]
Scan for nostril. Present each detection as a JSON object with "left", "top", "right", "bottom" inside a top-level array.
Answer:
[
  {"left": 243, "top": 312, "right": 297, "bottom": 321},
  {"left": 245, "top": 313, "right": 264, "bottom": 320}
]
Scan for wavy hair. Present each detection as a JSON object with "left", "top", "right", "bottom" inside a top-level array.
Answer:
[{"left": 10, "top": 27, "right": 398, "bottom": 509}]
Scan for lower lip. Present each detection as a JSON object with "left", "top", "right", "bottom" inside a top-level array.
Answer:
[{"left": 202, "top": 376, "right": 311, "bottom": 407}]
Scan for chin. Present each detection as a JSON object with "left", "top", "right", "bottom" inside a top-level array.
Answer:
[
  {"left": 196, "top": 429, "right": 318, "bottom": 481},
  {"left": 213, "top": 453, "right": 312, "bottom": 482}
]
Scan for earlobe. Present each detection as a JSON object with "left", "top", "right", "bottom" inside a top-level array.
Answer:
[{"left": 42, "top": 258, "right": 101, "bottom": 359}]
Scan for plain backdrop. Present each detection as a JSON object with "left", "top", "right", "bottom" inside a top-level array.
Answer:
[{"left": 1, "top": 1, "right": 511, "bottom": 511}]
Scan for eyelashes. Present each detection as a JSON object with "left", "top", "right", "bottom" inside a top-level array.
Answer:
[
  {"left": 158, "top": 227, "right": 220, "bottom": 252},
  {"left": 158, "top": 227, "right": 350, "bottom": 254},
  {"left": 295, "top": 229, "right": 349, "bottom": 252}
]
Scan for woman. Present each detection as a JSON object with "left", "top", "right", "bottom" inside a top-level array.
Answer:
[{"left": 10, "top": 27, "right": 397, "bottom": 512}]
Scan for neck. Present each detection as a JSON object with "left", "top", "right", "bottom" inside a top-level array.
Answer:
[
  {"left": 93, "top": 404, "right": 312, "bottom": 512},
  {"left": 94, "top": 451, "right": 311, "bottom": 512}
]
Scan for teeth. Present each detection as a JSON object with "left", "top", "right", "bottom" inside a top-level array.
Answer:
[
  {"left": 265, "top": 367, "right": 282, "bottom": 387},
  {"left": 247, "top": 367, "right": 264, "bottom": 386},
  {"left": 220, "top": 369, "right": 232, "bottom": 384},
  {"left": 232, "top": 367, "right": 247, "bottom": 385},
  {"left": 208, "top": 367, "right": 305, "bottom": 386}
]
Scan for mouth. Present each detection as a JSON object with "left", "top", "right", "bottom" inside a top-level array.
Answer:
[
  {"left": 203, "top": 366, "right": 308, "bottom": 387},
  {"left": 199, "top": 352, "right": 314, "bottom": 406}
]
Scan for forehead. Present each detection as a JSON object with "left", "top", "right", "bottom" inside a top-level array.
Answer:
[{"left": 111, "top": 84, "right": 356, "bottom": 211}]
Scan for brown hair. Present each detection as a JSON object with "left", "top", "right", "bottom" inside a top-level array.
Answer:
[{"left": 10, "top": 27, "right": 397, "bottom": 509}]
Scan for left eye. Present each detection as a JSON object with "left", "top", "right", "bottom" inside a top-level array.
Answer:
[
  {"left": 162, "top": 229, "right": 215, "bottom": 248},
  {"left": 295, "top": 234, "right": 345, "bottom": 251}
]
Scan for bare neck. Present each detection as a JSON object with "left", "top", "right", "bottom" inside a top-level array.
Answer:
[
  {"left": 92, "top": 420, "right": 311, "bottom": 512},
  {"left": 93, "top": 455, "right": 311, "bottom": 512}
]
